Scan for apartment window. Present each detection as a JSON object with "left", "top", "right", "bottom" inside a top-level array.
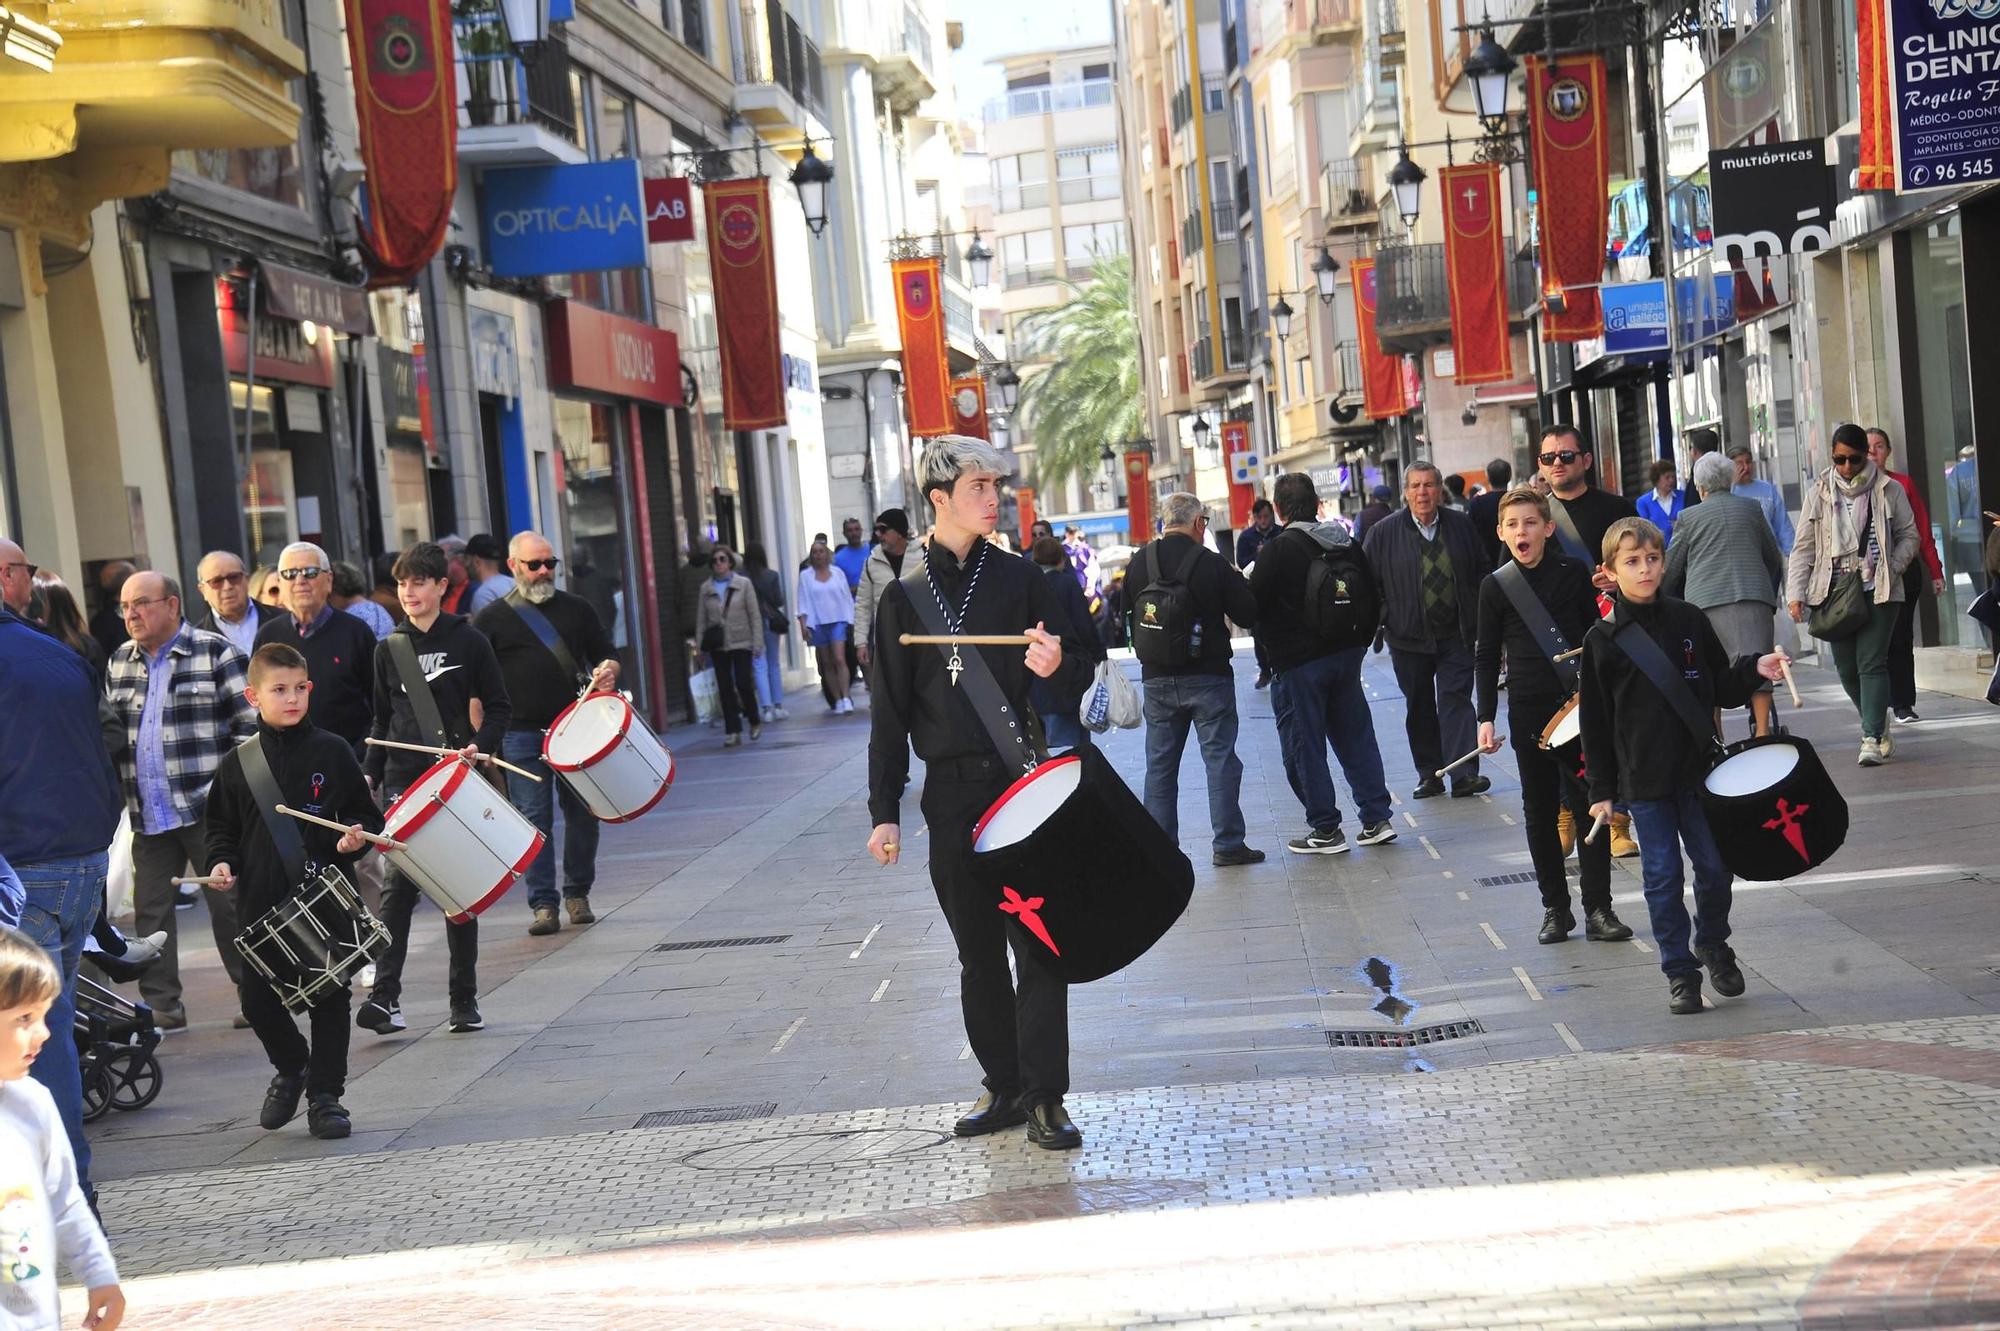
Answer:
[
  {"left": 1083, "top": 62, "right": 1110, "bottom": 79},
  {"left": 596, "top": 85, "right": 636, "bottom": 159},
  {"left": 1202, "top": 75, "right": 1225, "bottom": 113},
  {"left": 1056, "top": 144, "right": 1120, "bottom": 203},
  {"left": 1063, "top": 222, "right": 1126, "bottom": 267},
  {"left": 1001, "top": 230, "right": 1056, "bottom": 287},
  {"left": 992, "top": 153, "right": 1049, "bottom": 212},
  {"left": 1209, "top": 158, "right": 1235, "bottom": 234},
  {"left": 568, "top": 68, "right": 592, "bottom": 153},
  {"left": 672, "top": 0, "right": 708, "bottom": 55}
]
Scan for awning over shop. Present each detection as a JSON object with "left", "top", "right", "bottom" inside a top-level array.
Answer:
[{"left": 258, "top": 260, "right": 372, "bottom": 336}]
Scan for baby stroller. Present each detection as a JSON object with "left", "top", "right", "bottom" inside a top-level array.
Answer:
[{"left": 73, "top": 973, "right": 163, "bottom": 1123}]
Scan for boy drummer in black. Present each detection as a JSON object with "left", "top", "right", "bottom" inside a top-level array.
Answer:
[
  {"left": 867, "top": 436, "right": 1090, "bottom": 1150},
  {"left": 1473, "top": 488, "right": 1631, "bottom": 946},
  {"left": 205, "top": 644, "right": 384, "bottom": 1139}
]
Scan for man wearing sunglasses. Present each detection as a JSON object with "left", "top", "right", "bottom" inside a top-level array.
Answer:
[
  {"left": 253, "top": 543, "right": 378, "bottom": 760},
  {"left": 191, "top": 551, "right": 263, "bottom": 657}
]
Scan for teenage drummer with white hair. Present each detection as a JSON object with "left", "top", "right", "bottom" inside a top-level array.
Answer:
[
  {"left": 472, "top": 531, "right": 620, "bottom": 938},
  {"left": 866, "top": 435, "right": 1091, "bottom": 1151},
  {"left": 254, "top": 541, "right": 378, "bottom": 759}
]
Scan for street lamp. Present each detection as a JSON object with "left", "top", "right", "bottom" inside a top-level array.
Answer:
[
  {"left": 1311, "top": 246, "right": 1340, "bottom": 304},
  {"left": 964, "top": 231, "right": 993, "bottom": 288},
  {"left": 1270, "top": 294, "right": 1294, "bottom": 344},
  {"left": 990, "top": 415, "right": 1011, "bottom": 449},
  {"left": 992, "top": 363, "right": 1021, "bottom": 412},
  {"left": 789, "top": 144, "right": 834, "bottom": 237},
  {"left": 496, "top": 0, "right": 552, "bottom": 60},
  {"left": 1388, "top": 148, "right": 1426, "bottom": 231},
  {"left": 1464, "top": 27, "right": 1517, "bottom": 134}
]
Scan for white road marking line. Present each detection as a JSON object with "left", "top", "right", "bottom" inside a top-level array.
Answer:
[
  {"left": 1631, "top": 938, "right": 1653, "bottom": 954},
  {"left": 958, "top": 1043, "right": 973, "bottom": 1061},
  {"left": 849, "top": 922, "right": 883, "bottom": 960},
  {"left": 1479, "top": 922, "right": 1507, "bottom": 950},
  {"left": 1498, "top": 813, "right": 1516, "bottom": 826},
  {"left": 1456, "top": 891, "right": 1470, "bottom": 902},
  {"left": 1418, "top": 835, "right": 1441, "bottom": 860},
  {"left": 1479, "top": 794, "right": 1494, "bottom": 804},
  {"left": 870, "top": 979, "right": 892, "bottom": 1003},
  {"left": 1513, "top": 966, "right": 1544, "bottom": 1001},
  {"left": 770, "top": 1015, "right": 807, "bottom": 1054},
  {"left": 1403, "top": 811, "right": 1420, "bottom": 829},
  {"left": 1441, "top": 870, "right": 1454, "bottom": 879},
  {"left": 1553, "top": 1021, "right": 1583, "bottom": 1052}
]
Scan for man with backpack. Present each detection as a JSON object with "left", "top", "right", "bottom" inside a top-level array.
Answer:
[
  {"left": 1362, "top": 462, "right": 1491, "bottom": 799},
  {"left": 1249, "top": 474, "right": 1398, "bottom": 855},
  {"left": 1130, "top": 494, "right": 1263, "bottom": 867}
]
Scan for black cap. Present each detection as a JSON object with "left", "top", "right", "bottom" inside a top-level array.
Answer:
[
  {"left": 873, "top": 508, "right": 912, "bottom": 537},
  {"left": 465, "top": 533, "right": 505, "bottom": 562}
]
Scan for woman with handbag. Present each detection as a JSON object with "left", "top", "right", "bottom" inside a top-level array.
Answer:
[
  {"left": 1785, "top": 423, "right": 1920, "bottom": 766},
  {"left": 693, "top": 547, "right": 765, "bottom": 746},
  {"left": 796, "top": 541, "right": 857, "bottom": 714}
]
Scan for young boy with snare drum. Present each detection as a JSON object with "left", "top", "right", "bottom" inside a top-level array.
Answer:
[
  {"left": 1473, "top": 487, "right": 1631, "bottom": 947},
  {"left": 1578, "top": 518, "right": 1789, "bottom": 1015},
  {"left": 204, "top": 643, "right": 384, "bottom": 1139}
]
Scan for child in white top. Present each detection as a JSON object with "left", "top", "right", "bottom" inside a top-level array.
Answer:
[{"left": 0, "top": 927, "right": 121, "bottom": 1329}]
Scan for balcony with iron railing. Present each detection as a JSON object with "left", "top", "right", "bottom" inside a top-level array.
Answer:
[
  {"left": 738, "top": 0, "right": 826, "bottom": 131},
  {"left": 454, "top": 16, "right": 583, "bottom": 166},
  {"left": 1371, "top": 241, "right": 1537, "bottom": 353},
  {"left": 1372, "top": 0, "right": 1405, "bottom": 64},
  {"left": 982, "top": 79, "right": 1115, "bottom": 123},
  {"left": 1223, "top": 327, "right": 1246, "bottom": 370},
  {"left": 1332, "top": 339, "right": 1364, "bottom": 404},
  {"left": 1345, "top": 49, "right": 1399, "bottom": 156},
  {"left": 1321, "top": 157, "right": 1376, "bottom": 226},
  {"left": 1212, "top": 200, "right": 1238, "bottom": 236},
  {"left": 1191, "top": 335, "right": 1215, "bottom": 384},
  {"left": 872, "top": 4, "right": 936, "bottom": 111},
  {"left": 1181, "top": 211, "right": 1206, "bottom": 259}
]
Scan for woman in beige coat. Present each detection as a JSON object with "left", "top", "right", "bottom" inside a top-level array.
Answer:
[
  {"left": 694, "top": 547, "right": 766, "bottom": 746},
  {"left": 1784, "top": 423, "right": 1919, "bottom": 766}
]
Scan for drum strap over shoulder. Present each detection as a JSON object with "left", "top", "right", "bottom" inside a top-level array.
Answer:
[
  {"left": 898, "top": 562, "right": 1050, "bottom": 775},
  {"left": 1603, "top": 619, "right": 1721, "bottom": 754},
  {"left": 501, "top": 592, "right": 585, "bottom": 688},
  {"left": 386, "top": 632, "right": 453, "bottom": 750},
  {"left": 1494, "top": 562, "right": 1579, "bottom": 691},
  {"left": 1547, "top": 498, "right": 1594, "bottom": 565},
  {"left": 240, "top": 732, "right": 308, "bottom": 884}
]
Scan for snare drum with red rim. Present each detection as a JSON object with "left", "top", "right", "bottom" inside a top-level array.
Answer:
[
  {"left": 1537, "top": 695, "right": 1582, "bottom": 753},
  {"left": 381, "top": 757, "right": 545, "bottom": 922},
  {"left": 543, "top": 692, "right": 674, "bottom": 823}
]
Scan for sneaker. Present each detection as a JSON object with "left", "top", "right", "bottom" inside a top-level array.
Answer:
[
  {"left": 1878, "top": 731, "right": 1894, "bottom": 758},
  {"left": 1211, "top": 845, "right": 1267, "bottom": 867},
  {"left": 306, "top": 1092, "right": 352, "bottom": 1140},
  {"left": 1893, "top": 707, "right": 1921, "bottom": 724},
  {"left": 154, "top": 1007, "right": 187, "bottom": 1033},
  {"left": 528, "top": 907, "right": 560, "bottom": 936},
  {"left": 120, "top": 930, "right": 168, "bottom": 967},
  {"left": 723, "top": 733, "right": 741, "bottom": 747},
  {"left": 1858, "top": 737, "right": 1884, "bottom": 767},
  {"left": 1353, "top": 820, "right": 1399, "bottom": 847},
  {"left": 258, "top": 1072, "right": 306, "bottom": 1130},
  {"left": 449, "top": 1003, "right": 484, "bottom": 1033},
  {"left": 1286, "top": 828, "right": 1349, "bottom": 855},
  {"left": 773, "top": 705, "right": 790, "bottom": 720},
  {"left": 565, "top": 896, "right": 596, "bottom": 925},
  {"left": 837, "top": 698, "right": 856, "bottom": 715},
  {"left": 174, "top": 884, "right": 199, "bottom": 910},
  {"left": 356, "top": 998, "right": 404, "bottom": 1035}
]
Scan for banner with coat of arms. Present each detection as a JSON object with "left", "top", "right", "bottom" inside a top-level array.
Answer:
[
  {"left": 1439, "top": 163, "right": 1513, "bottom": 385},
  {"left": 346, "top": 0, "right": 457, "bottom": 287},
  {"left": 704, "top": 177, "right": 787, "bottom": 430},
  {"left": 1527, "top": 54, "right": 1610, "bottom": 341},
  {"left": 948, "top": 376, "right": 988, "bottom": 439},
  {"left": 893, "top": 257, "right": 951, "bottom": 437}
]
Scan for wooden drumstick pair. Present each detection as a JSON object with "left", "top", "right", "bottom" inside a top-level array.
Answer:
[
  {"left": 169, "top": 875, "right": 226, "bottom": 888},
  {"left": 273, "top": 805, "right": 408, "bottom": 852},
  {"left": 898, "top": 634, "right": 1034, "bottom": 646},
  {"left": 1436, "top": 741, "right": 1501, "bottom": 781},
  {"left": 1778, "top": 656, "right": 1803, "bottom": 710},
  {"left": 363, "top": 737, "right": 543, "bottom": 783}
]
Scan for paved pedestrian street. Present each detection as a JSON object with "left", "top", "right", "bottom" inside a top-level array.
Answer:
[{"left": 76, "top": 651, "right": 2000, "bottom": 1329}]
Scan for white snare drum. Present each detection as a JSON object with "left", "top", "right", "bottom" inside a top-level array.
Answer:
[
  {"left": 381, "top": 757, "right": 545, "bottom": 921},
  {"left": 543, "top": 693, "right": 674, "bottom": 823},
  {"left": 972, "top": 757, "right": 1083, "bottom": 852},
  {"left": 234, "top": 866, "right": 389, "bottom": 1013},
  {"left": 1538, "top": 695, "right": 1582, "bottom": 751}
]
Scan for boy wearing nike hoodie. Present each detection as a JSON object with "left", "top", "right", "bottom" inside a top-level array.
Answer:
[{"left": 360, "top": 541, "right": 511, "bottom": 1037}]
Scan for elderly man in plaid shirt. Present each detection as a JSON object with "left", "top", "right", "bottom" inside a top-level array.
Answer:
[{"left": 106, "top": 570, "right": 256, "bottom": 1029}]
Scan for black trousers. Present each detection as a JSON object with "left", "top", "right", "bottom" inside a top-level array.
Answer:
[
  {"left": 921, "top": 764, "right": 1070, "bottom": 1106},
  {"left": 1510, "top": 696, "right": 1610, "bottom": 913},
  {"left": 1888, "top": 562, "right": 1924, "bottom": 711},
  {"left": 713, "top": 648, "right": 759, "bottom": 734},
  {"left": 1390, "top": 638, "right": 1479, "bottom": 784},
  {"left": 368, "top": 787, "right": 478, "bottom": 1007},
  {"left": 240, "top": 965, "right": 351, "bottom": 1097}
]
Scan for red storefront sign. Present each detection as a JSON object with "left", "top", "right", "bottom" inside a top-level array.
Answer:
[
  {"left": 546, "top": 299, "right": 684, "bottom": 406},
  {"left": 217, "top": 280, "right": 336, "bottom": 388},
  {"left": 645, "top": 177, "right": 696, "bottom": 242}
]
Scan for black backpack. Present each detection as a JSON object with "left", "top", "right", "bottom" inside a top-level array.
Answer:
[
  {"left": 1290, "top": 528, "right": 1380, "bottom": 650},
  {"left": 1129, "top": 543, "right": 1207, "bottom": 669}
]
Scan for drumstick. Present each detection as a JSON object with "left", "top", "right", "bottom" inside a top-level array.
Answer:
[
  {"left": 1778, "top": 656, "right": 1803, "bottom": 709},
  {"left": 169, "top": 875, "right": 226, "bottom": 887},
  {"left": 1582, "top": 810, "right": 1610, "bottom": 846},
  {"left": 362, "top": 737, "right": 544, "bottom": 784},
  {"left": 897, "top": 634, "right": 1035, "bottom": 646},
  {"left": 273, "top": 805, "right": 407, "bottom": 852},
  {"left": 1552, "top": 646, "right": 1584, "bottom": 663},
  {"left": 1435, "top": 741, "right": 1498, "bottom": 780}
]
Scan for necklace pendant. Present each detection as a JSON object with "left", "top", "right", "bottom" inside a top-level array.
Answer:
[{"left": 947, "top": 646, "right": 964, "bottom": 687}]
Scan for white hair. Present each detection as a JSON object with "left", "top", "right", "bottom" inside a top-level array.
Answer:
[
  {"left": 920, "top": 435, "right": 1011, "bottom": 497},
  {"left": 508, "top": 531, "right": 554, "bottom": 558},
  {"left": 279, "top": 541, "right": 330, "bottom": 568},
  {"left": 1161, "top": 492, "right": 1206, "bottom": 530},
  {"left": 1692, "top": 452, "right": 1736, "bottom": 497}
]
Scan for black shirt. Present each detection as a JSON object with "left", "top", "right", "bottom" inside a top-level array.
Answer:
[
  {"left": 255, "top": 607, "right": 378, "bottom": 752},
  {"left": 1474, "top": 553, "right": 1599, "bottom": 721},
  {"left": 868, "top": 537, "right": 1090, "bottom": 826},
  {"left": 1466, "top": 490, "right": 1505, "bottom": 571},
  {"left": 1129, "top": 533, "right": 1257, "bottom": 680},
  {"left": 365, "top": 612, "right": 512, "bottom": 789},
  {"left": 1248, "top": 523, "right": 1353, "bottom": 673},
  {"left": 202, "top": 718, "right": 384, "bottom": 918},
  {"left": 1548, "top": 487, "right": 1639, "bottom": 566},
  {"left": 474, "top": 590, "right": 617, "bottom": 730}
]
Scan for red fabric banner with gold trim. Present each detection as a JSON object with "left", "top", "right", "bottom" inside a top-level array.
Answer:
[
  {"left": 347, "top": 0, "right": 457, "bottom": 288},
  {"left": 1016, "top": 488, "right": 1037, "bottom": 549},
  {"left": 1439, "top": 162, "right": 1513, "bottom": 385},
  {"left": 1351, "top": 258, "right": 1407, "bottom": 420},
  {"left": 948, "top": 376, "right": 988, "bottom": 439},
  {"left": 704, "top": 177, "right": 787, "bottom": 430},
  {"left": 1857, "top": 0, "right": 1896, "bottom": 190},
  {"left": 1124, "top": 452, "right": 1152, "bottom": 541},
  {"left": 894, "top": 258, "right": 951, "bottom": 437},
  {"left": 1527, "top": 54, "right": 1609, "bottom": 341}
]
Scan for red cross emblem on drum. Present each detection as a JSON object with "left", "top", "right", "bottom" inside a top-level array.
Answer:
[
  {"left": 999, "top": 887, "right": 1060, "bottom": 956},
  {"left": 1762, "top": 797, "right": 1811, "bottom": 864}
]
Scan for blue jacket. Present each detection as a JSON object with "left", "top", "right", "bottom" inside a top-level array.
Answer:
[{"left": 0, "top": 607, "right": 121, "bottom": 866}]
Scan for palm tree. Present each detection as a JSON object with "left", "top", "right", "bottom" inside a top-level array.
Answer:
[{"left": 1014, "top": 250, "right": 1143, "bottom": 492}]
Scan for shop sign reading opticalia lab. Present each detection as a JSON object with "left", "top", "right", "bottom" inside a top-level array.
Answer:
[
  {"left": 482, "top": 160, "right": 646, "bottom": 277},
  {"left": 1887, "top": 0, "right": 2000, "bottom": 192}
]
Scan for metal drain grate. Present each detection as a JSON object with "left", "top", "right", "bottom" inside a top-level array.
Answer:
[
  {"left": 652, "top": 935, "right": 792, "bottom": 952},
  {"left": 632, "top": 1103, "right": 778, "bottom": 1129},
  {"left": 1475, "top": 868, "right": 1579, "bottom": 887},
  {"left": 1326, "top": 1019, "right": 1485, "bottom": 1048}
]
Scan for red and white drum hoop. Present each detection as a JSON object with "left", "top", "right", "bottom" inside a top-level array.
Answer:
[
  {"left": 381, "top": 757, "right": 544, "bottom": 922},
  {"left": 972, "top": 756, "right": 1083, "bottom": 852},
  {"left": 543, "top": 693, "right": 674, "bottom": 823}
]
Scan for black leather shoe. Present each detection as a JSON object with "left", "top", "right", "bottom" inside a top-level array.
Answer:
[
  {"left": 1024, "top": 1100, "right": 1082, "bottom": 1151},
  {"left": 1412, "top": 777, "right": 1446, "bottom": 800},
  {"left": 953, "top": 1092, "right": 1026, "bottom": 1137},
  {"left": 259, "top": 1072, "right": 306, "bottom": 1130},
  {"left": 1212, "top": 845, "right": 1267, "bottom": 867},
  {"left": 1451, "top": 775, "right": 1492, "bottom": 797},
  {"left": 1668, "top": 974, "right": 1704, "bottom": 1015},
  {"left": 1697, "top": 944, "right": 1746, "bottom": 997},
  {"left": 1584, "top": 908, "right": 1634, "bottom": 942},
  {"left": 306, "top": 1092, "right": 352, "bottom": 1140},
  {"left": 1537, "top": 907, "right": 1575, "bottom": 944}
]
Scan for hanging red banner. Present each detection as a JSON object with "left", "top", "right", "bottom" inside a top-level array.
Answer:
[
  {"left": 893, "top": 257, "right": 951, "bottom": 437},
  {"left": 1857, "top": 0, "right": 1896, "bottom": 190},
  {"left": 1527, "top": 55, "right": 1610, "bottom": 341},
  {"left": 1440, "top": 163, "right": 1514, "bottom": 386},
  {"left": 1017, "top": 488, "right": 1037, "bottom": 549},
  {"left": 948, "top": 376, "right": 988, "bottom": 439},
  {"left": 1351, "top": 258, "right": 1407, "bottom": 420},
  {"left": 1124, "top": 451, "right": 1152, "bottom": 540},
  {"left": 703, "top": 177, "right": 787, "bottom": 430},
  {"left": 346, "top": 0, "right": 457, "bottom": 288}
]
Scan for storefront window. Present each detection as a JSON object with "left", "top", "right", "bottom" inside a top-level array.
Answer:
[
  {"left": 230, "top": 382, "right": 293, "bottom": 568},
  {"left": 1909, "top": 214, "right": 1981, "bottom": 647},
  {"left": 172, "top": 146, "right": 308, "bottom": 213},
  {"left": 388, "top": 443, "right": 431, "bottom": 549},
  {"left": 553, "top": 397, "right": 639, "bottom": 678}
]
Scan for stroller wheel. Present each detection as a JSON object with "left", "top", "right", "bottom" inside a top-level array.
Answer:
[
  {"left": 81, "top": 1062, "right": 112, "bottom": 1123},
  {"left": 105, "top": 1048, "right": 163, "bottom": 1112}
]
